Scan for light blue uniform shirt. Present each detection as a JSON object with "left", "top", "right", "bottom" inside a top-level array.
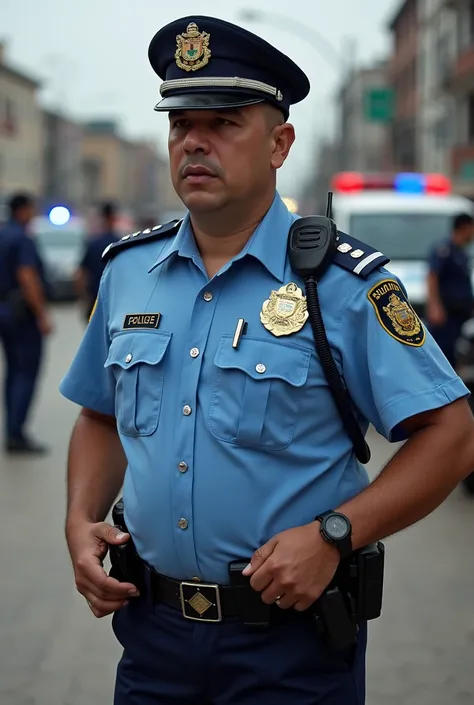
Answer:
[{"left": 60, "top": 193, "right": 468, "bottom": 584}]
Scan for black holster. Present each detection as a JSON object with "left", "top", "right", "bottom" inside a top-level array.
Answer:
[{"left": 109, "top": 499, "right": 146, "bottom": 593}]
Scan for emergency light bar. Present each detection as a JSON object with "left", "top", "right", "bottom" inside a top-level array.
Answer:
[{"left": 331, "top": 172, "right": 451, "bottom": 195}]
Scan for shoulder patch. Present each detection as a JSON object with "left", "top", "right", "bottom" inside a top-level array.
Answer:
[
  {"left": 367, "top": 278, "right": 425, "bottom": 347},
  {"left": 333, "top": 232, "right": 390, "bottom": 279},
  {"left": 102, "top": 219, "right": 182, "bottom": 263}
]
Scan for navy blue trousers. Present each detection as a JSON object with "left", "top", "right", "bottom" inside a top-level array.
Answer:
[
  {"left": 112, "top": 597, "right": 367, "bottom": 704},
  {"left": 0, "top": 316, "right": 42, "bottom": 439}
]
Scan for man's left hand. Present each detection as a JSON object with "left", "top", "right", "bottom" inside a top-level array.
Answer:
[{"left": 242, "top": 522, "right": 340, "bottom": 611}]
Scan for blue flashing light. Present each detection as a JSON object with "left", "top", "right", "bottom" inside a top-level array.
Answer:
[
  {"left": 49, "top": 205, "right": 71, "bottom": 226},
  {"left": 394, "top": 172, "right": 425, "bottom": 194}
]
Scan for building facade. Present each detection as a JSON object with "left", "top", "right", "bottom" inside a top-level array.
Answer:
[
  {"left": 337, "top": 61, "right": 392, "bottom": 172},
  {"left": 42, "top": 109, "right": 84, "bottom": 212},
  {"left": 388, "top": 0, "right": 420, "bottom": 170},
  {"left": 445, "top": 0, "right": 474, "bottom": 197},
  {"left": 417, "top": 0, "right": 458, "bottom": 175},
  {"left": 0, "top": 42, "right": 43, "bottom": 206}
]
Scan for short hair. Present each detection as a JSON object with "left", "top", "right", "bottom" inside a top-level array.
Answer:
[
  {"left": 453, "top": 213, "right": 474, "bottom": 230},
  {"left": 8, "top": 192, "right": 34, "bottom": 217},
  {"left": 101, "top": 201, "right": 117, "bottom": 219}
]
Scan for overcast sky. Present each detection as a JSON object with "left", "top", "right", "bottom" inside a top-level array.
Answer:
[{"left": 2, "top": 0, "right": 400, "bottom": 197}]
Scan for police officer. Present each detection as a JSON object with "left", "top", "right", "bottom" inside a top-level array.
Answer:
[
  {"left": 0, "top": 192, "right": 52, "bottom": 453},
  {"left": 60, "top": 16, "right": 474, "bottom": 705},
  {"left": 426, "top": 212, "right": 474, "bottom": 368},
  {"left": 75, "top": 201, "right": 120, "bottom": 321}
]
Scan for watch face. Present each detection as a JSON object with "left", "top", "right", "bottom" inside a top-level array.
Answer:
[{"left": 325, "top": 514, "right": 350, "bottom": 539}]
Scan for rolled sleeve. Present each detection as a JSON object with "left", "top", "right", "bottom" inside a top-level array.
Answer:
[
  {"left": 59, "top": 268, "right": 116, "bottom": 415},
  {"left": 339, "top": 272, "right": 470, "bottom": 442}
]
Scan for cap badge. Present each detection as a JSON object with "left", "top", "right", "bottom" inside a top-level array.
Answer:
[{"left": 175, "top": 22, "right": 211, "bottom": 72}]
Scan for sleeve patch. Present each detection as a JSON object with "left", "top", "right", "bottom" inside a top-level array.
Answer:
[{"left": 367, "top": 279, "right": 425, "bottom": 347}]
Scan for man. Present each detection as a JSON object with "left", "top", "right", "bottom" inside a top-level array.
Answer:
[
  {"left": 60, "top": 16, "right": 474, "bottom": 705},
  {"left": 75, "top": 201, "right": 120, "bottom": 320},
  {"left": 0, "top": 193, "right": 52, "bottom": 453},
  {"left": 426, "top": 212, "right": 474, "bottom": 368}
]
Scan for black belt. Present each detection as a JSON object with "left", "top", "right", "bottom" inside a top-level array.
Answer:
[{"left": 147, "top": 569, "right": 245, "bottom": 622}]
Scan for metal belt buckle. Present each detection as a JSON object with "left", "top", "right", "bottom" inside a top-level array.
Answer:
[{"left": 179, "top": 581, "right": 222, "bottom": 622}]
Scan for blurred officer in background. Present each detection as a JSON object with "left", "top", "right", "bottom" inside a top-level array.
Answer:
[
  {"left": 60, "top": 15, "right": 474, "bottom": 705},
  {"left": 75, "top": 202, "right": 120, "bottom": 321},
  {"left": 0, "top": 193, "right": 52, "bottom": 453},
  {"left": 426, "top": 212, "right": 474, "bottom": 368}
]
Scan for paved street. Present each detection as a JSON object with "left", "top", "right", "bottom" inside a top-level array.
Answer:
[{"left": 1, "top": 303, "right": 473, "bottom": 705}]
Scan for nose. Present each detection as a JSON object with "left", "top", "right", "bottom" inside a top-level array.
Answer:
[{"left": 182, "top": 127, "right": 211, "bottom": 155}]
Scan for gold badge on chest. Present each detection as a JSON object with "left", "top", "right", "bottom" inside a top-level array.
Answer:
[{"left": 260, "top": 282, "right": 309, "bottom": 337}]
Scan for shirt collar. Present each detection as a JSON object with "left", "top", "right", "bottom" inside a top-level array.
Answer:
[{"left": 148, "top": 192, "right": 295, "bottom": 281}]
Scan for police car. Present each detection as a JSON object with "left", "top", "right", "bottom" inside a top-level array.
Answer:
[{"left": 330, "top": 172, "right": 474, "bottom": 314}]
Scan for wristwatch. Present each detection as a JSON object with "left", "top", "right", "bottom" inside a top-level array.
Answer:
[{"left": 315, "top": 510, "right": 353, "bottom": 559}]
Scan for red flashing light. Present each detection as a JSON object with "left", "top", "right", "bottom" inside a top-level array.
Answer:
[
  {"left": 331, "top": 171, "right": 452, "bottom": 195},
  {"left": 331, "top": 172, "right": 364, "bottom": 193},
  {"left": 425, "top": 173, "right": 451, "bottom": 195}
]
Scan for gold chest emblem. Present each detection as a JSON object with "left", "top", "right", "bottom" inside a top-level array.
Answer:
[
  {"left": 260, "top": 282, "right": 308, "bottom": 337},
  {"left": 175, "top": 22, "right": 211, "bottom": 72}
]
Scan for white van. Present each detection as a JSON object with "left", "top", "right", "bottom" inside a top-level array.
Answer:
[{"left": 330, "top": 172, "right": 474, "bottom": 311}]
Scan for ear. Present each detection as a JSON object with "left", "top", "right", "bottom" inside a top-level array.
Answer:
[{"left": 270, "top": 123, "right": 295, "bottom": 169}]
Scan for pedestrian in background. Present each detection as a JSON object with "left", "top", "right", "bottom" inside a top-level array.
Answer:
[
  {"left": 0, "top": 192, "right": 52, "bottom": 453},
  {"left": 75, "top": 202, "right": 120, "bottom": 321},
  {"left": 426, "top": 212, "right": 474, "bottom": 368}
]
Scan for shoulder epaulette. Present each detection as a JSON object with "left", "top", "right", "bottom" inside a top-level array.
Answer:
[
  {"left": 333, "top": 231, "right": 390, "bottom": 279},
  {"left": 102, "top": 219, "right": 182, "bottom": 263}
]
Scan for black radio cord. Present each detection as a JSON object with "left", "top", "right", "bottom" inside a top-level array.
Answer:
[{"left": 304, "top": 275, "right": 371, "bottom": 464}]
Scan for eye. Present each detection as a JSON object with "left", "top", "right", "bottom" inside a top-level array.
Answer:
[
  {"left": 171, "top": 119, "right": 190, "bottom": 129},
  {"left": 214, "top": 117, "right": 234, "bottom": 126}
]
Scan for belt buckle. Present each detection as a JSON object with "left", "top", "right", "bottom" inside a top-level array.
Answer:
[{"left": 179, "top": 581, "right": 222, "bottom": 622}]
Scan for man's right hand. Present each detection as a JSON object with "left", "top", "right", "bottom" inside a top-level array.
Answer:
[
  {"left": 37, "top": 311, "right": 54, "bottom": 336},
  {"left": 66, "top": 521, "right": 140, "bottom": 618}
]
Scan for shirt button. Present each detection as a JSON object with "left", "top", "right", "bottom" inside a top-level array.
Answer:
[
  {"left": 190, "top": 347, "right": 200, "bottom": 358},
  {"left": 182, "top": 404, "right": 192, "bottom": 416},
  {"left": 178, "top": 461, "right": 188, "bottom": 473},
  {"left": 125, "top": 353, "right": 133, "bottom": 363},
  {"left": 256, "top": 363, "right": 266, "bottom": 374},
  {"left": 203, "top": 291, "right": 213, "bottom": 302},
  {"left": 178, "top": 518, "right": 188, "bottom": 530}
]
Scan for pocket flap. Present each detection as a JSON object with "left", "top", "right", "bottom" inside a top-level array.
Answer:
[
  {"left": 214, "top": 335, "right": 310, "bottom": 387},
  {"left": 105, "top": 330, "right": 172, "bottom": 369}
]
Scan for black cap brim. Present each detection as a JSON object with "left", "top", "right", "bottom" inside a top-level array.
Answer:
[{"left": 154, "top": 91, "right": 266, "bottom": 112}]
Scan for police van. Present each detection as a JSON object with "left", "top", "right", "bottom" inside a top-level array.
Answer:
[{"left": 330, "top": 172, "right": 474, "bottom": 314}]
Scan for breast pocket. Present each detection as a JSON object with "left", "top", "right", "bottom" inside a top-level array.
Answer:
[
  {"left": 208, "top": 335, "right": 311, "bottom": 451},
  {"left": 104, "top": 330, "right": 172, "bottom": 437}
]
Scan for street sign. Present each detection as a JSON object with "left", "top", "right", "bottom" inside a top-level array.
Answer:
[{"left": 364, "top": 87, "right": 394, "bottom": 123}]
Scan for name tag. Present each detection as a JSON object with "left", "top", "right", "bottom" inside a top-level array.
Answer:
[{"left": 123, "top": 313, "right": 161, "bottom": 329}]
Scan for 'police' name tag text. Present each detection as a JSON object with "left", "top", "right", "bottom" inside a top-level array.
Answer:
[{"left": 123, "top": 313, "right": 161, "bottom": 329}]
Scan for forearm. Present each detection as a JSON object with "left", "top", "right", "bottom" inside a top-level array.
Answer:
[
  {"left": 337, "top": 402, "right": 474, "bottom": 550},
  {"left": 17, "top": 267, "right": 48, "bottom": 319},
  {"left": 66, "top": 409, "right": 127, "bottom": 530},
  {"left": 74, "top": 268, "right": 89, "bottom": 303},
  {"left": 427, "top": 271, "right": 443, "bottom": 307}
]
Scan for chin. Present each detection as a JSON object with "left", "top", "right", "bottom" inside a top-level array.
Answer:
[{"left": 180, "top": 189, "right": 226, "bottom": 213}]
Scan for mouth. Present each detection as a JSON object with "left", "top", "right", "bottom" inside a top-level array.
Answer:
[{"left": 182, "top": 165, "right": 217, "bottom": 183}]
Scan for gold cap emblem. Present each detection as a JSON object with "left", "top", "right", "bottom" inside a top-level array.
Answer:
[{"left": 175, "top": 22, "right": 211, "bottom": 72}]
